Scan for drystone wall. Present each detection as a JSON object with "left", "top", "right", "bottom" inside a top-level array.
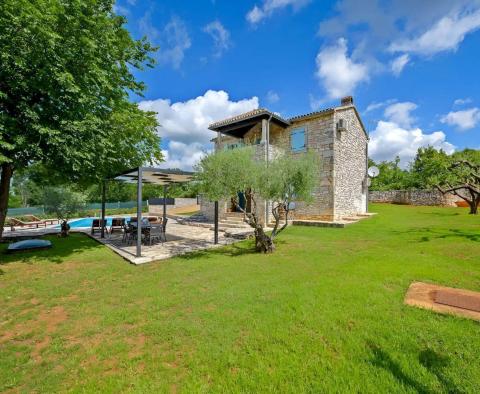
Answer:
[{"left": 369, "top": 190, "right": 460, "bottom": 206}]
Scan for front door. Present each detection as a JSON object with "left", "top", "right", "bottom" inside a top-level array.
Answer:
[{"left": 237, "top": 191, "right": 246, "bottom": 212}]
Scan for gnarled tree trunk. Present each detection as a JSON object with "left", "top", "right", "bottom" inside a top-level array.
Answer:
[{"left": 0, "top": 163, "right": 14, "bottom": 239}]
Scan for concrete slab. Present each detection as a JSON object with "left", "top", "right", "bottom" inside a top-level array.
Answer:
[{"left": 404, "top": 281, "right": 480, "bottom": 321}]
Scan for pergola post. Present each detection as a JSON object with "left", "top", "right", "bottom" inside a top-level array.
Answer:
[
  {"left": 100, "top": 180, "right": 106, "bottom": 238},
  {"left": 163, "top": 185, "right": 167, "bottom": 223},
  {"left": 214, "top": 201, "right": 219, "bottom": 244},
  {"left": 136, "top": 167, "right": 143, "bottom": 258}
]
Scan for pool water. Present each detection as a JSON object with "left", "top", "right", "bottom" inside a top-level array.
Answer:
[{"left": 59, "top": 217, "right": 131, "bottom": 228}]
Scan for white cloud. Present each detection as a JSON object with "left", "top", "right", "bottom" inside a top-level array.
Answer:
[
  {"left": 440, "top": 108, "right": 480, "bottom": 130},
  {"left": 454, "top": 97, "right": 472, "bottom": 106},
  {"left": 246, "top": 0, "right": 311, "bottom": 25},
  {"left": 203, "top": 20, "right": 232, "bottom": 58},
  {"left": 364, "top": 99, "right": 397, "bottom": 114},
  {"left": 389, "top": 9, "right": 480, "bottom": 56},
  {"left": 369, "top": 121, "right": 455, "bottom": 166},
  {"left": 138, "top": 90, "right": 259, "bottom": 170},
  {"left": 390, "top": 54, "right": 410, "bottom": 76},
  {"left": 384, "top": 102, "right": 418, "bottom": 128},
  {"left": 266, "top": 90, "right": 280, "bottom": 104},
  {"left": 315, "top": 38, "right": 368, "bottom": 100},
  {"left": 160, "top": 141, "right": 208, "bottom": 170},
  {"left": 139, "top": 15, "right": 191, "bottom": 69}
]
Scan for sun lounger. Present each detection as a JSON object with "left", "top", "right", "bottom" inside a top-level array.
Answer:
[{"left": 9, "top": 216, "right": 47, "bottom": 231}]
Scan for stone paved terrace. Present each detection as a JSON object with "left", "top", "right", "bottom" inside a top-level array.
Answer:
[{"left": 87, "top": 219, "right": 238, "bottom": 264}]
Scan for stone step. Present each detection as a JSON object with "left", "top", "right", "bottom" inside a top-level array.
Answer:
[
  {"left": 221, "top": 219, "right": 248, "bottom": 225},
  {"left": 224, "top": 216, "right": 246, "bottom": 222}
]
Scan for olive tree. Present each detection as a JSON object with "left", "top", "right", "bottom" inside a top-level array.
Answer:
[
  {"left": 43, "top": 186, "right": 86, "bottom": 236},
  {"left": 197, "top": 147, "right": 318, "bottom": 253}
]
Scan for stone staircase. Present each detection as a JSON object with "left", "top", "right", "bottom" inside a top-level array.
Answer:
[{"left": 219, "top": 213, "right": 251, "bottom": 229}]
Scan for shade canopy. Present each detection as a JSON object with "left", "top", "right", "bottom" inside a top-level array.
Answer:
[{"left": 111, "top": 167, "right": 194, "bottom": 185}]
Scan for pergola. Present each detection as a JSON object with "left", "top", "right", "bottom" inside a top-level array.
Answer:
[{"left": 101, "top": 167, "right": 203, "bottom": 257}]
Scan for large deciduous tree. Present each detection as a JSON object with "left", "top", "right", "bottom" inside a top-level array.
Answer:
[
  {"left": 197, "top": 147, "right": 318, "bottom": 253},
  {"left": 412, "top": 147, "right": 480, "bottom": 214},
  {"left": 0, "top": 0, "right": 162, "bottom": 237}
]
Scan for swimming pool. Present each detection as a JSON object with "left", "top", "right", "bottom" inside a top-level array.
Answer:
[{"left": 60, "top": 217, "right": 131, "bottom": 228}]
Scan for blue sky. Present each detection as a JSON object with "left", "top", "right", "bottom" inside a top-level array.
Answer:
[{"left": 115, "top": 0, "right": 480, "bottom": 169}]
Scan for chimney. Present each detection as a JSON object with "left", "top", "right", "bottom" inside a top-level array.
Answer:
[{"left": 341, "top": 96, "right": 353, "bottom": 106}]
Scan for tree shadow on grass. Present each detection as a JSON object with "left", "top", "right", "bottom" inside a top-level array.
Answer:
[
  {"left": 176, "top": 237, "right": 288, "bottom": 261},
  {"left": 392, "top": 227, "right": 480, "bottom": 243},
  {"left": 367, "top": 342, "right": 430, "bottom": 393},
  {"left": 367, "top": 343, "right": 462, "bottom": 393},
  {"left": 0, "top": 233, "right": 104, "bottom": 266},
  {"left": 418, "top": 349, "right": 462, "bottom": 394},
  {"left": 176, "top": 241, "right": 259, "bottom": 261}
]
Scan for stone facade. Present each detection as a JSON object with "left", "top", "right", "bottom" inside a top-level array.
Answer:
[
  {"left": 369, "top": 190, "right": 461, "bottom": 207},
  {"left": 203, "top": 99, "right": 369, "bottom": 223}
]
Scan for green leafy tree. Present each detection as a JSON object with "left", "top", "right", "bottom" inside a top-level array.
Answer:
[
  {"left": 412, "top": 147, "right": 480, "bottom": 214},
  {"left": 368, "top": 156, "right": 412, "bottom": 191},
  {"left": 197, "top": 147, "right": 318, "bottom": 253},
  {"left": 0, "top": 0, "right": 162, "bottom": 237},
  {"left": 43, "top": 186, "right": 86, "bottom": 236}
]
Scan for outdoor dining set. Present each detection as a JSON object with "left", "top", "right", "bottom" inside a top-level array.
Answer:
[{"left": 91, "top": 216, "right": 168, "bottom": 246}]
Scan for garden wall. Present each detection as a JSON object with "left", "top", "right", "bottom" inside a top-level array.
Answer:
[{"left": 369, "top": 190, "right": 461, "bottom": 207}]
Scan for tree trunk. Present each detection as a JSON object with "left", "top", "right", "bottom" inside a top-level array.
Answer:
[
  {"left": 0, "top": 163, "right": 14, "bottom": 239},
  {"left": 469, "top": 198, "right": 479, "bottom": 214},
  {"left": 254, "top": 225, "right": 275, "bottom": 253}
]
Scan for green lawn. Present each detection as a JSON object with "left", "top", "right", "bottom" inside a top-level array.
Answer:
[{"left": 1, "top": 204, "right": 479, "bottom": 392}]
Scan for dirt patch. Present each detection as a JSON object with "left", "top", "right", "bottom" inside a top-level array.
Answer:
[
  {"left": 38, "top": 306, "right": 68, "bottom": 333},
  {"left": 127, "top": 334, "right": 147, "bottom": 358},
  {"left": 31, "top": 336, "right": 52, "bottom": 362},
  {"left": 404, "top": 281, "right": 480, "bottom": 321}
]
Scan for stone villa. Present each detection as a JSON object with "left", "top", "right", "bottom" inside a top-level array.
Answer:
[{"left": 200, "top": 96, "right": 369, "bottom": 224}]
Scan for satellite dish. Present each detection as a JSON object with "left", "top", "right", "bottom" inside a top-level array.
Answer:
[{"left": 368, "top": 166, "right": 380, "bottom": 178}]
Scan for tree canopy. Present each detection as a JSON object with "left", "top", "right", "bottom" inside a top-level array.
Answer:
[
  {"left": 0, "top": 0, "right": 162, "bottom": 236},
  {"left": 197, "top": 147, "right": 318, "bottom": 252}
]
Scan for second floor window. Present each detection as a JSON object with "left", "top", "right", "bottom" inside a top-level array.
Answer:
[{"left": 291, "top": 127, "right": 306, "bottom": 152}]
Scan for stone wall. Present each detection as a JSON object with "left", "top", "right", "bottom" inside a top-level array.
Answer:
[
  {"left": 273, "top": 113, "right": 336, "bottom": 220},
  {"left": 369, "top": 190, "right": 460, "bottom": 206},
  {"left": 333, "top": 106, "right": 368, "bottom": 219}
]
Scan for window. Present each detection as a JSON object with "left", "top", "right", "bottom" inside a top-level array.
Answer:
[
  {"left": 224, "top": 142, "right": 244, "bottom": 150},
  {"left": 290, "top": 127, "right": 306, "bottom": 152}
]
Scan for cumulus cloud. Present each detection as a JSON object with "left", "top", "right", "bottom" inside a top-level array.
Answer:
[
  {"left": 440, "top": 108, "right": 480, "bottom": 130},
  {"left": 160, "top": 141, "right": 208, "bottom": 170},
  {"left": 383, "top": 102, "right": 418, "bottom": 128},
  {"left": 364, "top": 99, "right": 397, "bottom": 114},
  {"left": 454, "top": 97, "right": 472, "bottom": 106},
  {"left": 318, "top": 1, "right": 480, "bottom": 84},
  {"left": 389, "top": 9, "right": 480, "bottom": 56},
  {"left": 369, "top": 101, "right": 455, "bottom": 166},
  {"left": 203, "top": 20, "right": 232, "bottom": 58},
  {"left": 315, "top": 38, "right": 368, "bottom": 99},
  {"left": 266, "top": 90, "right": 280, "bottom": 104},
  {"left": 138, "top": 90, "right": 259, "bottom": 170},
  {"left": 390, "top": 54, "right": 410, "bottom": 76},
  {"left": 139, "top": 15, "right": 191, "bottom": 69},
  {"left": 246, "top": 0, "right": 311, "bottom": 25}
]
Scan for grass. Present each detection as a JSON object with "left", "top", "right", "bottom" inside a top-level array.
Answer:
[{"left": 0, "top": 203, "right": 479, "bottom": 392}]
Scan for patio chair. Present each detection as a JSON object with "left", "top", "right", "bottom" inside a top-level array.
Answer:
[
  {"left": 91, "top": 218, "right": 107, "bottom": 235},
  {"left": 110, "top": 218, "right": 125, "bottom": 234},
  {"left": 122, "top": 223, "right": 133, "bottom": 243},
  {"left": 147, "top": 224, "right": 164, "bottom": 245}
]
